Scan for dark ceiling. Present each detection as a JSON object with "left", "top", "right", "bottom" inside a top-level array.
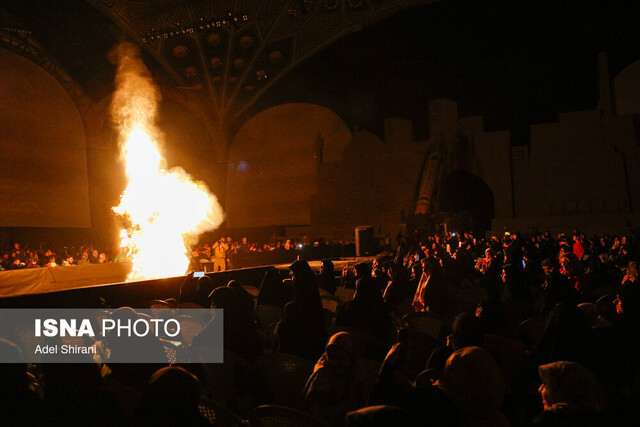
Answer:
[
  {"left": 2, "top": 0, "right": 131, "bottom": 103},
  {"left": 0, "top": 0, "right": 437, "bottom": 130}
]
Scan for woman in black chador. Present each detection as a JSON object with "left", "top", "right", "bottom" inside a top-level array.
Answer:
[{"left": 274, "top": 260, "right": 327, "bottom": 361}]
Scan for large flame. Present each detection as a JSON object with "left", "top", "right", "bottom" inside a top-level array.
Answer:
[{"left": 110, "top": 42, "right": 224, "bottom": 281}]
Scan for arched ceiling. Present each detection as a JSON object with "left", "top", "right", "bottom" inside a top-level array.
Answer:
[{"left": 1, "top": 0, "right": 439, "bottom": 133}]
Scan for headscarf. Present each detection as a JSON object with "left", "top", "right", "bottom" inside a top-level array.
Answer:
[
  {"left": 257, "top": 268, "right": 288, "bottom": 308},
  {"left": 274, "top": 260, "right": 327, "bottom": 360},
  {"left": 206, "top": 285, "right": 262, "bottom": 362},
  {"left": 317, "top": 260, "right": 337, "bottom": 295},
  {"left": 354, "top": 262, "right": 372, "bottom": 278},
  {"left": 532, "top": 303, "right": 594, "bottom": 367},
  {"left": 450, "top": 313, "right": 484, "bottom": 350},
  {"left": 337, "top": 276, "right": 393, "bottom": 343},
  {"left": 311, "top": 332, "right": 359, "bottom": 373},
  {"left": 226, "top": 280, "right": 256, "bottom": 317},
  {"left": 303, "top": 333, "right": 365, "bottom": 425},
  {"left": 196, "top": 275, "right": 214, "bottom": 304},
  {"left": 290, "top": 259, "right": 322, "bottom": 307},
  {"left": 413, "top": 257, "right": 449, "bottom": 315},
  {"left": 560, "top": 252, "right": 587, "bottom": 294},
  {"left": 209, "top": 285, "right": 255, "bottom": 328},
  {"left": 538, "top": 361, "right": 603, "bottom": 413},
  {"left": 135, "top": 367, "right": 208, "bottom": 426},
  {"left": 208, "top": 286, "right": 236, "bottom": 312},
  {"left": 178, "top": 275, "right": 199, "bottom": 305},
  {"left": 354, "top": 276, "right": 385, "bottom": 308},
  {"left": 436, "top": 346, "right": 507, "bottom": 424}
]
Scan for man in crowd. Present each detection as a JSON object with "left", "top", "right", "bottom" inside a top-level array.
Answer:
[{"left": 212, "top": 238, "right": 229, "bottom": 272}]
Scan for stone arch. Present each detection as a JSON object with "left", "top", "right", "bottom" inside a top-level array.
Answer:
[
  {"left": 226, "top": 103, "right": 352, "bottom": 228},
  {"left": 0, "top": 47, "right": 90, "bottom": 228},
  {"left": 437, "top": 170, "right": 495, "bottom": 234}
]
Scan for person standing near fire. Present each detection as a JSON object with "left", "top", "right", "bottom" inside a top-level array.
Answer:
[{"left": 212, "top": 238, "right": 229, "bottom": 272}]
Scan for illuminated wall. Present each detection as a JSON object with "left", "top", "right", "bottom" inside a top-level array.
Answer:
[
  {"left": 227, "top": 103, "right": 352, "bottom": 228},
  {"left": 0, "top": 48, "right": 90, "bottom": 228}
]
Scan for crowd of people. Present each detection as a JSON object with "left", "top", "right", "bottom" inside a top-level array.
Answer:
[
  {"left": 0, "top": 243, "right": 115, "bottom": 271},
  {"left": 189, "top": 237, "right": 356, "bottom": 271},
  {"left": 0, "top": 237, "right": 357, "bottom": 273},
  {"left": 0, "top": 228, "right": 638, "bottom": 425}
]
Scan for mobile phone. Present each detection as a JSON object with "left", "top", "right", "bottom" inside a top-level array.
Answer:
[{"left": 194, "top": 271, "right": 205, "bottom": 278}]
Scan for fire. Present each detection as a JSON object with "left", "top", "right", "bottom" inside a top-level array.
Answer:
[{"left": 110, "top": 43, "right": 224, "bottom": 281}]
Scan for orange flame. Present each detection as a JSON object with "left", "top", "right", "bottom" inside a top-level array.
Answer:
[{"left": 110, "top": 43, "right": 223, "bottom": 281}]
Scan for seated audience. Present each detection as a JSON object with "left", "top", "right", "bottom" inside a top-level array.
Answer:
[
  {"left": 532, "top": 361, "right": 607, "bottom": 426},
  {"left": 336, "top": 276, "right": 395, "bottom": 344},
  {"left": 134, "top": 367, "right": 209, "bottom": 426},
  {"left": 303, "top": 332, "right": 366, "bottom": 426},
  {"left": 193, "top": 283, "right": 263, "bottom": 363},
  {"left": 0, "top": 228, "right": 637, "bottom": 425},
  {"left": 316, "top": 260, "right": 337, "bottom": 295},
  {"left": 435, "top": 346, "right": 509, "bottom": 426},
  {"left": 274, "top": 260, "right": 328, "bottom": 361}
]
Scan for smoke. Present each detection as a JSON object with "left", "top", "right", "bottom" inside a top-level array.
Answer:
[{"left": 109, "top": 42, "right": 161, "bottom": 143}]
